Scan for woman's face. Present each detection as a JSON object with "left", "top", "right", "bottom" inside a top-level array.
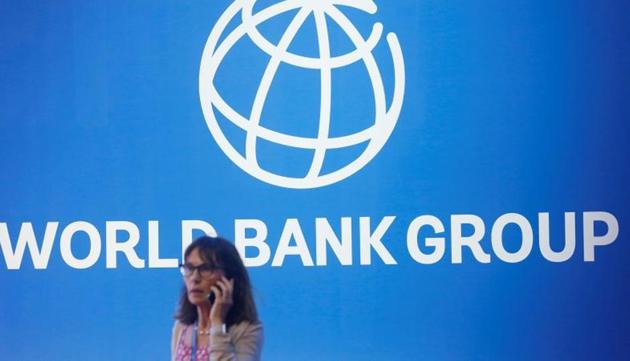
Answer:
[{"left": 183, "top": 247, "right": 225, "bottom": 306}]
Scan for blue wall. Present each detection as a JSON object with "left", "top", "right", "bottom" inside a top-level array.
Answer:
[{"left": 1, "top": 0, "right": 629, "bottom": 360}]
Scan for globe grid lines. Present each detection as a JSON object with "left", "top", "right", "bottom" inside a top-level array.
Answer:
[
  {"left": 245, "top": 5, "right": 314, "bottom": 171},
  {"left": 199, "top": 0, "right": 405, "bottom": 188},
  {"left": 204, "top": 0, "right": 384, "bottom": 149},
  {"left": 243, "top": 1, "right": 385, "bottom": 69}
]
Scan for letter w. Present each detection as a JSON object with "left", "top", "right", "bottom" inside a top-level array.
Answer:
[{"left": 0, "top": 222, "right": 58, "bottom": 270}]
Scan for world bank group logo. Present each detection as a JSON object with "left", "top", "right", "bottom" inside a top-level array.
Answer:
[{"left": 199, "top": 0, "right": 405, "bottom": 189}]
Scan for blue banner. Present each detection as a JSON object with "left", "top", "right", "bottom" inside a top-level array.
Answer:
[{"left": 1, "top": 0, "right": 629, "bottom": 360}]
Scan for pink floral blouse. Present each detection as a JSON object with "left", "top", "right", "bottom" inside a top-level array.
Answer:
[{"left": 175, "top": 326, "right": 210, "bottom": 361}]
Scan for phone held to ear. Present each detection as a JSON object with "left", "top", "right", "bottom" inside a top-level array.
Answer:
[{"left": 208, "top": 292, "right": 215, "bottom": 304}]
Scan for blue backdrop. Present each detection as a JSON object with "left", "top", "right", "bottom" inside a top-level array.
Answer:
[{"left": 1, "top": 0, "right": 629, "bottom": 360}]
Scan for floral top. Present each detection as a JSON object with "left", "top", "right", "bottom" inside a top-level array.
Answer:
[{"left": 175, "top": 326, "right": 210, "bottom": 361}]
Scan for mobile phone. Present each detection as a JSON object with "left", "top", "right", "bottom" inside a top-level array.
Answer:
[{"left": 208, "top": 291, "right": 216, "bottom": 304}]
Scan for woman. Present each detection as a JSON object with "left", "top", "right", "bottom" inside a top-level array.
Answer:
[{"left": 172, "top": 236, "right": 263, "bottom": 361}]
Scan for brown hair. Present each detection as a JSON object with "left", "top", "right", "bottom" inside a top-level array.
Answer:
[{"left": 174, "top": 236, "right": 259, "bottom": 327}]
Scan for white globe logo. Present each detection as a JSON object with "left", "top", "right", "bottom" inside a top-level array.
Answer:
[{"left": 199, "top": 0, "right": 405, "bottom": 189}]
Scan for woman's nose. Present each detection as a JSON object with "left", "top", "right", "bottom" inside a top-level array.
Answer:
[{"left": 190, "top": 270, "right": 202, "bottom": 281}]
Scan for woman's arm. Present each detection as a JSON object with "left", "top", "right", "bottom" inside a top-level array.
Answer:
[
  {"left": 210, "top": 322, "right": 264, "bottom": 361},
  {"left": 171, "top": 321, "right": 184, "bottom": 361}
]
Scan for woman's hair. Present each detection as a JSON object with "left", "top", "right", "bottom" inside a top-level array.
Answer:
[{"left": 175, "top": 236, "right": 259, "bottom": 327}]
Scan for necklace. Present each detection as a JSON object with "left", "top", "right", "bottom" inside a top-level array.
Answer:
[{"left": 191, "top": 323, "right": 210, "bottom": 361}]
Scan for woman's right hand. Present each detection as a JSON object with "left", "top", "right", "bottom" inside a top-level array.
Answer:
[{"left": 209, "top": 276, "right": 234, "bottom": 326}]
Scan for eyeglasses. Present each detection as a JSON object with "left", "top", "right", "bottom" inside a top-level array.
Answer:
[{"left": 179, "top": 263, "right": 223, "bottom": 277}]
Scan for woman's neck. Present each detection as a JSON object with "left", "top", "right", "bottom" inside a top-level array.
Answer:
[{"left": 197, "top": 304, "right": 211, "bottom": 330}]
